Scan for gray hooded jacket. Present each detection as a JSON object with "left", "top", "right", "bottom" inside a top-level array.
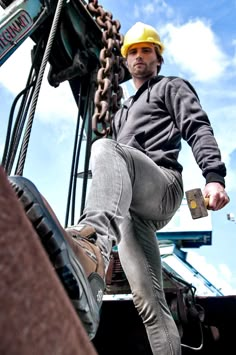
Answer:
[{"left": 112, "top": 76, "right": 226, "bottom": 186}]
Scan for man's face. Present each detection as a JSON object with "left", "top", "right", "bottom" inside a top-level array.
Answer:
[{"left": 126, "top": 43, "right": 161, "bottom": 79}]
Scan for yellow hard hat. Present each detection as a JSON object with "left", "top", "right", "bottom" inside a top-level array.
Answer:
[{"left": 121, "top": 22, "right": 164, "bottom": 57}]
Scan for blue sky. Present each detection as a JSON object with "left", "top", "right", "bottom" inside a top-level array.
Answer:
[{"left": 1, "top": 0, "right": 236, "bottom": 294}]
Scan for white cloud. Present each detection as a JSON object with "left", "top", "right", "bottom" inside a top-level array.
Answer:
[
  {"left": 134, "top": 0, "right": 173, "bottom": 19},
  {"left": 232, "top": 39, "right": 236, "bottom": 66},
  {"left": 36, "top": 80, "right": 77, "bottom": 123},
  {"left": 154, "top": 0, "right": 173, "bottom": 18},
  {"left": 133, "top": 4, "right": 139, "bottom": 18},
  {"left": 143, "top": 3, "right": 155, "bottom": 15},
  {"left": 0, "top": 40, "right": 33, "bottom": 93},
  {"left": 0, "top": 143, "right": 3, "bottom": 159},
  {"left": 187, "top": 251, "right": 236, "bottom": 295},
  {"left": 219, "top": 263, "right": 232, "bottom": 283},
  {"left": 206, "top": 104, "right": 236, "bottom": 191},
  {"left": 0, "top": 39, "right": 77, "bottom": 124},
  {"left": 162, "top": 19, "right": 229, "bottom": 82},
  {"left": 179, "top": 142, "right": 205, "bottom": 191}
]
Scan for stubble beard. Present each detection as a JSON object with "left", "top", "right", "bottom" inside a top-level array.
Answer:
[{"left": 132, "top": 66, "right": 155, "bottom": 81}]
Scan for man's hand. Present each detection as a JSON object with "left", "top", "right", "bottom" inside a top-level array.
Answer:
[{"left": 203, "top": 182, "right": 230, "bottom": 211}]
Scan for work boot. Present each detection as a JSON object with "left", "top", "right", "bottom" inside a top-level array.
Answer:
[{"left": 9, "top": 176, "right": 106, "bottom": 340}]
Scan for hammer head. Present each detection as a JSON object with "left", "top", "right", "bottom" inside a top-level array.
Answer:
[{"left": 185, "top": 188, "right": 208, "bottom": 219}]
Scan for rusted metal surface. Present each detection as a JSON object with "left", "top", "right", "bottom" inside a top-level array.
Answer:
[{"left": 87, "top": 0, "right": 125, "bottom": 137}]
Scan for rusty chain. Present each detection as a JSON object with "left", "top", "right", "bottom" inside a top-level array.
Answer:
[{"left": 86, "top": 0, "right": 125, "bottom": 137}]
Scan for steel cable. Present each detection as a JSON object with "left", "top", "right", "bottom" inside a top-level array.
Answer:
[{"left": 15, "top": 0, "right": 65, "bottom": 176}]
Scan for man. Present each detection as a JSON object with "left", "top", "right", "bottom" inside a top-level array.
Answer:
[{"left": 9, "top": 22, "right": 229, "bottom": 354}]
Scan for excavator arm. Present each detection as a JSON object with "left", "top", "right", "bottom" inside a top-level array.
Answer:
[
  {"left": 0, "top": 0, "right": 106, "bottom": 83},
  {"left": 0, "top": 0, "right": 128, "bottom": 226},
  {"left": 0, "top": 0, "right": 58, "bottom": 66}
]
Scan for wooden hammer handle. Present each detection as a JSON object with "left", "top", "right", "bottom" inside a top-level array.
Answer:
[{"left": 204, "top": 197, "right": 210, "bottom": 208}]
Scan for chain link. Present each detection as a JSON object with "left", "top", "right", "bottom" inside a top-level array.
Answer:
[{"left": 86, "top": 0, "right": 125, "bottom": 137}]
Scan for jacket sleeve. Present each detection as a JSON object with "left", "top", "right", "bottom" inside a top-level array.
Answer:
[{"left": 165, "top": 78, "right": 226, "bottom": 186}]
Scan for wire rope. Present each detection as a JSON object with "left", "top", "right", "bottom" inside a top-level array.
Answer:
[{"left": 15, "top": 0, "right": 65, "bottom": 176}]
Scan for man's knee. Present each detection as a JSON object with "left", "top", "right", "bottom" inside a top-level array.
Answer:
[{"left": 91, "top": 138, "right": 114, "bottom": 156}]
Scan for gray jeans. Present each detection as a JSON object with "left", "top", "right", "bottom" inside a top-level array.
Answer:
[{"left": 79, "top": 138, "right": 183, "bottom": 355}]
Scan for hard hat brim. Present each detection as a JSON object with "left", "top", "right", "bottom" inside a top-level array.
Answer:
[{"left": 121, "top": 39, "right": 164, "bottom": 57}]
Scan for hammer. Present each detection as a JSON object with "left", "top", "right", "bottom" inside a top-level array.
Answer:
[{"left": 185, "top": 188, "right": 210, "bottom": 219}]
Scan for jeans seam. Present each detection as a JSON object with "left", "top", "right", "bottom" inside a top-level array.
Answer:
[
  {"left": 105, "top": 143, "right": 124, "bottom": 242},
  {"left": 145, "top": 253, "right": 175, "bottom": 355},
  {"left": 117, "top": 143, "right": 136, "bottom": 188}
]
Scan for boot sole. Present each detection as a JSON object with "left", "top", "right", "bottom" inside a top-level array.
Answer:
[{"left": 9, "top": 176, "right": 101, "bottom": 340}]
